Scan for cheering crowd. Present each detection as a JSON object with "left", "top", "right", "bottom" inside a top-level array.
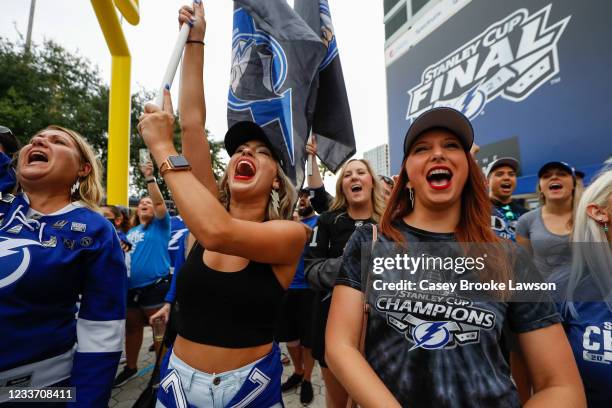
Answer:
[{"left": 1, "top": 2, "right": 611, "bottom": 408}]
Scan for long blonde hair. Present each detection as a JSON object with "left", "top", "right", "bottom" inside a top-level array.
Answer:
[
  {"left": 567, "top": 168, "right": 612, "bottom": 317},
  {"left": 329, "top": 159, "right": 385, "bottom": 222},
  {"left": 20, "top": 125, "right": 103, "bottom": 210},
  {"left": 218, "top": 161, "right": 297, "bottom": 221}
]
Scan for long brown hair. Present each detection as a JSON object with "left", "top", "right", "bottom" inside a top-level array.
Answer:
[
  {"left": 380, "top": 149, "right": 512, "bottom": 296},
  {"left": 380, "top": 152, "right": 495, "bottom": 242},
  {"left": 329, "top": 159, "right": 385, "bottom": 222}
]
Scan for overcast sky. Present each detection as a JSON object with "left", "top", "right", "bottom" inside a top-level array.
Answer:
[{"left": 0, "top": 0, "right": 388, "bottom": 188}]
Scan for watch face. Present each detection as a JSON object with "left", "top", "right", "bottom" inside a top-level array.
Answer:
[{"left": 169, "top": 155, "right": 189, "bottom": 168}]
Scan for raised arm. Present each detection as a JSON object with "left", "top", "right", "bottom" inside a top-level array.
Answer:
[
  {"left": 306, "top": 134, "right": 324, "bottom": 189},
  {"left": 177, "top": 1, "right": 218, "bottom": 196},
  {"left": 141, "top": 162, "right": 167, "bottom": 219},
  {"left": 138, "top": 94, "right": 307, "bottom": 267}
]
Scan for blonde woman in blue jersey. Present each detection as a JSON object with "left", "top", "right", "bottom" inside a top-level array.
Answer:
[
  {"left": 563, "top": 169, "right": 612, "bottom": 407},
  {"left": 0, "top": 126, "right": 127, "bottom": 407}
]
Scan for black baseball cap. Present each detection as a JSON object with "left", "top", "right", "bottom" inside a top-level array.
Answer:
[
  {"left": 575, "top": 170, "right": 585, "bottom": 179},
  {"left": 0, "top": 126, "right": 20, "bottom": 155},
  {"left": 538, "top": 161, "right": 575, "bottom": 178},
  {"left": 224, "top": 121, "right": 286, "bottom": 173},
  {"left": 486, "top": 157, "right": 520, "bottom": 177},
  {"left": 403, "top": 107, "right": 474, "bottom": 157}
]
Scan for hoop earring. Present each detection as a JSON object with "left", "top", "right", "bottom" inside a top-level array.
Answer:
[
  {"left": 409, "top": 188, "right": 415, "bottom": 208},
  {"left": 270, "top": 189, "right": 280, "bottom": 214}
]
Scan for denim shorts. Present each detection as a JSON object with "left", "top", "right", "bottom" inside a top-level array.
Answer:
[
  {"left": 127, "top": 277, "right": 170, "bottom": 310},
  {"left": 156, "top": 350, "right": 283, "bottom": 408}
]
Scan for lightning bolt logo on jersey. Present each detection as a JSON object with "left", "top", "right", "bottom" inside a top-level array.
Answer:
[
  {"left": 0, "top": 194, "right": 127, "bottom": 407},
  {"left": 406, "top": 4, "right": 571, "bottom": 122},
  {"left": 0, "top": 238, "right": 42, "bottom": 289}
]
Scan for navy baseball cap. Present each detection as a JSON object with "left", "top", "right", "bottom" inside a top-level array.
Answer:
[
  {"left": 486, "top": 157, "right": 520, "bottom": 177},
  {"left": 224, "top": 121, "right": 286, "bottom": 173},
  {"left": 538, "top": 161, "right": 575, "bottom": 178},
  {"left": 403, "top": 107, "right": 474, "bottom": 157}
]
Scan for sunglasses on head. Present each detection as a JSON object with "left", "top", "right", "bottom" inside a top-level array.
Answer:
[{"left": 379, "top": 175, "right": 394, "bottom": 187}]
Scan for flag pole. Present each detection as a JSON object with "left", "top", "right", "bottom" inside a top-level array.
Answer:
[
  {"left": 154, "top": 24, "right": 191, "bottom": 107},
  {"left": 306, "top": 134, "right": 314, "bottom": 176}
]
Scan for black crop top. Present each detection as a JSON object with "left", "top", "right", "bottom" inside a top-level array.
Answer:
[{"left": 175, "top": 243, "right": 286, "bottom": 348}]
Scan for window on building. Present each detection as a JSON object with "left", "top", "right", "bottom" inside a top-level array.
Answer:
[
  {"left": 384, "top": 0, "right": 403, "bottom": 15},
  {"left": 411, "top": 0, "right": 430, "bottom": 16},
  {"left": 384, "top": 4, "right": 407, "bottom": 40}
]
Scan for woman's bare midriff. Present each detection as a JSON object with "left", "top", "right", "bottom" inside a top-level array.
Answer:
[{"left": 173, "top": 335, "right": 272, "bottom": 373}]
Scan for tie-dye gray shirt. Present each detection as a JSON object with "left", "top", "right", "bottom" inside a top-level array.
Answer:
[{"left": 336, "top": 221, "right": 561, "bottom": 407}]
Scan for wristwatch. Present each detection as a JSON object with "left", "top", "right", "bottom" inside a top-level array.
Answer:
[{"left": 159, "top": 155, "right": 192, "bottom": 176}]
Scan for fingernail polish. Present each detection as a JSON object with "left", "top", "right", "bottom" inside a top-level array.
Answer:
[
  {"left": 164, "top": 84, "right": 170, "bottom": 91},
  {"left": 187, "top": 20, "right": 194, "bottom": 27},
  {"left": 194, "top": 0, "right": 201, "bottom": 5}
]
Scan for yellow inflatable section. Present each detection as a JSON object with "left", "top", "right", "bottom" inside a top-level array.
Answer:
[{"left": 90, "top": 0, "right": 139, "bottom": 206}]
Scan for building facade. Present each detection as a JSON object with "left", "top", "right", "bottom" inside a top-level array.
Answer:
[
  {"left": 364, "top": 144, "right": 391, "bottom": 177},
  {"left": 384, "top": 0, "right": 612, "bottom": 193}
]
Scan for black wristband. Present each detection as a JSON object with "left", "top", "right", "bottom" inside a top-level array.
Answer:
[
  {"left": 186, "top": 40, "right": 205, "bottom": 45},
  {"left": 146, "top": 177, "right": 157, "bottom": 184}
]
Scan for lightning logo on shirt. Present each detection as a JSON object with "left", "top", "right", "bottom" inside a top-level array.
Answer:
[{"left": 0, "top": 237, "right": 43, "bottom": 288}]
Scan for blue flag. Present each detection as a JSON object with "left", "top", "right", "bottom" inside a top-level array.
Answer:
[
  {"left": 228, "top": 0, "right": 327, "bottom": 186},
  {"left": 295, "top": 0, "right": 356, "bottom": 174}
]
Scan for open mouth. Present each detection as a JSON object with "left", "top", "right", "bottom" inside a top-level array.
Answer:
[
  {"left": 549, "top": 182, "right": 563, "bottom": 191},
  {"left": 27, "top": 150, "right": 48, "bottom": 164},
  {"left": 234, "top": 158, "right": 256, "bottom": 180},
  {"left": 426, "top": 166, "right": 452, "bottom": 190},
  {"left": 350, "top": 184, "right": 363, "bottom": 193}
]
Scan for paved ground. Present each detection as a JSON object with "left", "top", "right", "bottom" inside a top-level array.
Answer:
[{"left": 110, "top": 327, "right": 326, "bottom": 407}]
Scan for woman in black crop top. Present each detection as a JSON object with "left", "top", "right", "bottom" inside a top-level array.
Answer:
[
  {"left": 304, "top": 158, "right": 385, "bottom": 407},
  {"left": 326, "top": 108, "right": 585, "bottom": 407},
  {"left": 137, "top": 3, "right": 308, "bottom": 407}
]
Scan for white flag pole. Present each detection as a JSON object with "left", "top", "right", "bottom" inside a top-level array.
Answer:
[
  {"left": 154, "top": 24, "right": 191, "bottom": 107},
  {"left": 306, "top": 134, "right": 314, "bottom": 177}
]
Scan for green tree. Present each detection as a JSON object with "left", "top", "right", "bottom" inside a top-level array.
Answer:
[{"left": 0, "top": 37, "right": 226, "bottom": 203}]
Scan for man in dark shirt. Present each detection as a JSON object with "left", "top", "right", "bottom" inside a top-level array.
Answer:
[{"left": 486, "top": 157, "right": 528, "bottom": 241}]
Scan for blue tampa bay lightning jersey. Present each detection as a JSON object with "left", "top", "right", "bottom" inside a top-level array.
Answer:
[
  {"left": 0, "top": 193, "right": 127, "bottom": 407},
  {"left": 168, "top": 216, "right": 188, "bottom": 268},
  {"left": 562, "top": 275, "right": 612, "bottom": 408},
  {"left": 0, "top": 152, "right": 16, "bottom": 194}
]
